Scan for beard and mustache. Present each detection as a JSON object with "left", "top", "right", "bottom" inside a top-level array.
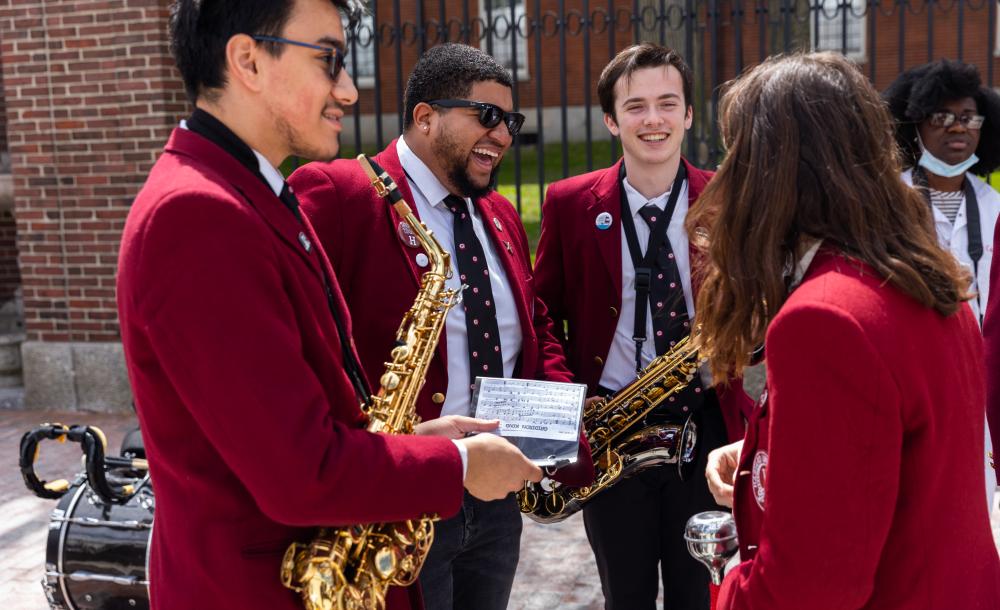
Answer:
[{"left": 430, "top": 124, "right": 501, "bottom": 200}]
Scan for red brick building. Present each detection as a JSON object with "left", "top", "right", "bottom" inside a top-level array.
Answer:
[{"left": 0, "top": 0, "right": 994, "bottom": 411}]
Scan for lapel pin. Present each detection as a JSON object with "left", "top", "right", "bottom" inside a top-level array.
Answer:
[
  {"left": 415, "top": 253, "right": 430, "bottom": 268},
  {"left": 493, "top": 218, "right": 503, "bottom": 232},
  {"left": 298, "top": 232, "right": 312, "bottom": 252},
  {"left": 595, "top": 212, "right": 613, "bottom": 230},
  {"left": 397, "top": 221, "right": 420, "bottom": 248}
]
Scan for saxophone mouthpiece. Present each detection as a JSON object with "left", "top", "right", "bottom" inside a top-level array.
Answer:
[{"left": 358, "top": 154, "right": 403, "bottom": 204}]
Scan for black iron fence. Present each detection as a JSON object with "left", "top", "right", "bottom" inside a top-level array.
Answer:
[{"left": 340, "top": 0, "right": 999, "bottom": 213}]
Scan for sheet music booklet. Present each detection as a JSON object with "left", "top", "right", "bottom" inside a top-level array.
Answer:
[{"left": 470, "top": 377, "right": 586, "bottom": 468}]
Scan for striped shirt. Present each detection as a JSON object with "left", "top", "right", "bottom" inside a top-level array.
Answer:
[{"left": 929, "top": 188, "right": 965, "bottom": 224}]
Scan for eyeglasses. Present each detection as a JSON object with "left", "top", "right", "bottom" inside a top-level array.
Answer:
[
  {"left": 251, "top": 35, "right": 346, "bottom": 82},
  {"left": 426, "top": 99, "right": 526, "bottom": 137},
  {"left": 927, "top": 111, "right": 986, "bottom": 130}
]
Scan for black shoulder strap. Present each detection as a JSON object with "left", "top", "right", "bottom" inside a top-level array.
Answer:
[
  {"left": 913, "top": 167, "right": 983, "bottom": 324},
  {"left": 618, "top": 162, "right": 687, "bottom": 374}
]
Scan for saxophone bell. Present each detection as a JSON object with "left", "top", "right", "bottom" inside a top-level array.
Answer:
[{"left": 518, "top": 334, "right": 702, "bottom": 523}]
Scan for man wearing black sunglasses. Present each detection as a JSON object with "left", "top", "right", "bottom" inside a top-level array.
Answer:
[
  {"left": 118, "top": 3, "right": 543, "bottom": 610},
  {"left": 292, "top": 42, "right": 594, "bottom": 610}
]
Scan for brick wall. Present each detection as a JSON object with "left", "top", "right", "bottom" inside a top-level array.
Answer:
[{"left": 0, "top": 0, "right": 187, "bottom": 343}]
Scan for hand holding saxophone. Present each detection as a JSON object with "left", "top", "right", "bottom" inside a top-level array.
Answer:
[
  {"left": 705, "top": 439, "right": 743, "bottom": 508},
  {"left": 459, "top": 433, "right": 543, "bottom": 501}
]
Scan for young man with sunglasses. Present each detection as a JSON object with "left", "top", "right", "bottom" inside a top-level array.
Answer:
[
  {"left": 117, "top": 3, "right": 543, "bottom": 610},
  {"left": 532, "top": 44, "right": 750, "bottom": 610},
  {"left": 291, "top": 42, "right": 593, "bottom": 610},
  {"left": 884, "top": 60, "right": 1000, "bottom": 513}
]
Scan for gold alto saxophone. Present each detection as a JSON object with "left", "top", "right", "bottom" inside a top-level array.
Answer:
[
  {"left": 518, "top": 334, "right": 701, "bottom": 523},
  {"left": 280, "top": 155, "right": 461, "bottom": 610}
]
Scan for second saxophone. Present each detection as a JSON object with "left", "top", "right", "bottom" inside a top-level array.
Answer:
[{"left": 518, "top": 335, "right": 701, "bottom": 523}]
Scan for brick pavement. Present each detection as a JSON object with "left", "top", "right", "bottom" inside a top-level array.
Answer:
[{"left": 1, "top": 410, "right": 999, "bottom": 610}]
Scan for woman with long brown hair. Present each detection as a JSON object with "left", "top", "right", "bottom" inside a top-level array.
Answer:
[{"left": 693, "top": 53, "right": 1000, "bottom": 609}]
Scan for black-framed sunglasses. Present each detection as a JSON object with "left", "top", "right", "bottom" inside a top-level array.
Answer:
[
  {"left": 251, "top": 35, "right": 346, "bottom": 82},
  {"left": 928, "top": 111, "right": 986, "bottom": 130},
  {"left": 426, "top": 99, "right": 526, "bottom": 137}
]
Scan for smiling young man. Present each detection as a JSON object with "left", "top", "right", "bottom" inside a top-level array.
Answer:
[
  {"left": 117, "top": 4, "right": 544, "bottom": 610},
  {"left": 884, "top": 60, "right": 1000, "bottom": 513},
  {"left": 533, "top": 44, "right": 747, "bottom": 610},
  {"left": 290, "top": 43, "right": 593, "bottom": 610}
]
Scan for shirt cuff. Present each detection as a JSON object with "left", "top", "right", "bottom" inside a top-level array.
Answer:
[{"left": 451, "top": 439, "right": 468, "bottom": 480}]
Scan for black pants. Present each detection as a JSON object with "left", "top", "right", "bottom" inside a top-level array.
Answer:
[
  {"left": 418, "top": 492, "right": 521, "bottom": 610},
  {"left": 582, "top": 402, "right": 727, "bottom": 610}
]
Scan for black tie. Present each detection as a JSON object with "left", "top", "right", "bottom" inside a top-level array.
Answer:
[
  {"left": 445, "top": 195, "right": 504, "bottom": 387},
  {"left": 636, "top": 203, "right": 703, "bottom": 417},
  {"left": 279, "top": 183, "right": 304, "bottom": 222}
]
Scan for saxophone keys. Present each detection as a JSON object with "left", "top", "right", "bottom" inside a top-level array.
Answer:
[
  {"left": 544, "top": 491, "right": 566, "bottom": 515},
  {"left": 372, "top": 546, "right": 397, "bottom": 581},
  {"left": 379, "top": 372, "right": 401, "bottom": 390}
]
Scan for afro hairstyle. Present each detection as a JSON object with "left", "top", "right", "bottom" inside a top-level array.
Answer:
[{"left": 883, "top": 59, "right": 1000, "bottom": 175}]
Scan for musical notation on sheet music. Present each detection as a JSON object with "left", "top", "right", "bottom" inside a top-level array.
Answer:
[{"left": 472, "top": 377, "right": 586, "bottom": 442}]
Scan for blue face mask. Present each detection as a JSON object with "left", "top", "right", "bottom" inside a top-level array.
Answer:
[{"left": 916, "top": 132, "right": 979, "bottom": 178}]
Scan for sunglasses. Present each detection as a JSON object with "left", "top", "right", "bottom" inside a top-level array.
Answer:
[
  {"left": 928, "top": 111, "right": 985, "bottom": 130},
  {"left": 426, "top": 99, "right": 526, "bottom": 137},
  {"left": 251, "top": 35, "right": 347, "bottom": 83}
]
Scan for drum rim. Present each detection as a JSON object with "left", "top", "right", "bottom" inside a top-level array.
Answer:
[{"left": 56, "top": 482, "right": 88, "bottom": 610}]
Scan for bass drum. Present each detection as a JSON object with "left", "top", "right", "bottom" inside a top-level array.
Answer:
[{"left": 42, "top": 478, "right": 153, "bottom": 610}]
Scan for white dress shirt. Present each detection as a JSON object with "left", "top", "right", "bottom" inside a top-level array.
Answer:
[
  {"left": 396, "top": 136, "right": 523, "bottom": 417},
  {"left": 599, "top": 175, "right": 694, "bottom": 391}
]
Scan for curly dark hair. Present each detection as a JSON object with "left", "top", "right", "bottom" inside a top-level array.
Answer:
[
  {"left": 883, "top": 59, "right": 1000, "bottom": 175},
  {"left": 402, "top": 43, "right": 513, "bottom": 131}
]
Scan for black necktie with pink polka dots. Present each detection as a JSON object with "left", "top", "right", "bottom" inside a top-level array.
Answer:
[
  {"left": 445, "top": 194, "right": 504, "bottom": 386},
  {"left": 637, "top": 203, "right": 703, "bottom": 417},
  {"left": 637, "top": 204, "right": 690, "bottom": 356}
]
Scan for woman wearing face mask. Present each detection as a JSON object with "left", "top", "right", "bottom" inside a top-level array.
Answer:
[{"left": 884, "top": 60, "right": 1000, "bottom": 511}]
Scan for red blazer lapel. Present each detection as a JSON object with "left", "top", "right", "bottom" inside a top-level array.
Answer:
[
  {"left": 682, "top": 157, "right": 713, "bottom": 299},
  {"left": 372, "top": 142, "right": 424, "bottom": 289},
  {"left": 373, "top": 140, "right": 452, "bottom": 368},
  {"left": 475, "top": 196, "right": 533, "bottom": 335},
  {"left": 588, "top": 160, "right": 625, "bottom": 303},
  {"left": 169, "top": 129, "right": 326, "bottom": 284}
]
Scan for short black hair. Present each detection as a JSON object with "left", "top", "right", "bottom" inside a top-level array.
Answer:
[
  {"left": 402, "top": 43, "right": 513, "bottom": 130},
  {"left": 169, "top": 0, "right": 363, "bottom": 103},
  {"left": 883, "top": 59, "right": 1000, "bottom": 175},
  {"left": 598, "top": 44, "right": 693, "bottom": 119}
]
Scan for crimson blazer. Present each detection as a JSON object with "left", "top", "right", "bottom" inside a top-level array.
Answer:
[
  {"left": 720, "top": 250, "right": 1000, "bottom": 609},
  {"left": 117, "top": 129, "right": 464, "bottom": 610},
  {"left": 290, "top": 140, "right": 593, "bottom": 486},
  {"left": 982, "top": 223, "right": 1000, "bottom": 483},
  {"left": 533, "top": 158, "right": 752, "bottom": 440}
]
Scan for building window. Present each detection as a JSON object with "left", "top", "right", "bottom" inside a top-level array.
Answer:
[
  {"left": 811, "top": 0, "right": 867, "bottom": 61},
  {"left": 347, "top": 12, "right": 377, "bottom": 89},
  {"left": 480, "top": 0, "right": 530, "bottom": 80}
]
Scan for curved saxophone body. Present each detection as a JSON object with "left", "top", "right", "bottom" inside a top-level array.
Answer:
[
  {"left": 280, "top": 155, "right": 460, "bottom": 610},
  {"left": 518, "top": 335, "right": 701, "bottom": 523}
]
